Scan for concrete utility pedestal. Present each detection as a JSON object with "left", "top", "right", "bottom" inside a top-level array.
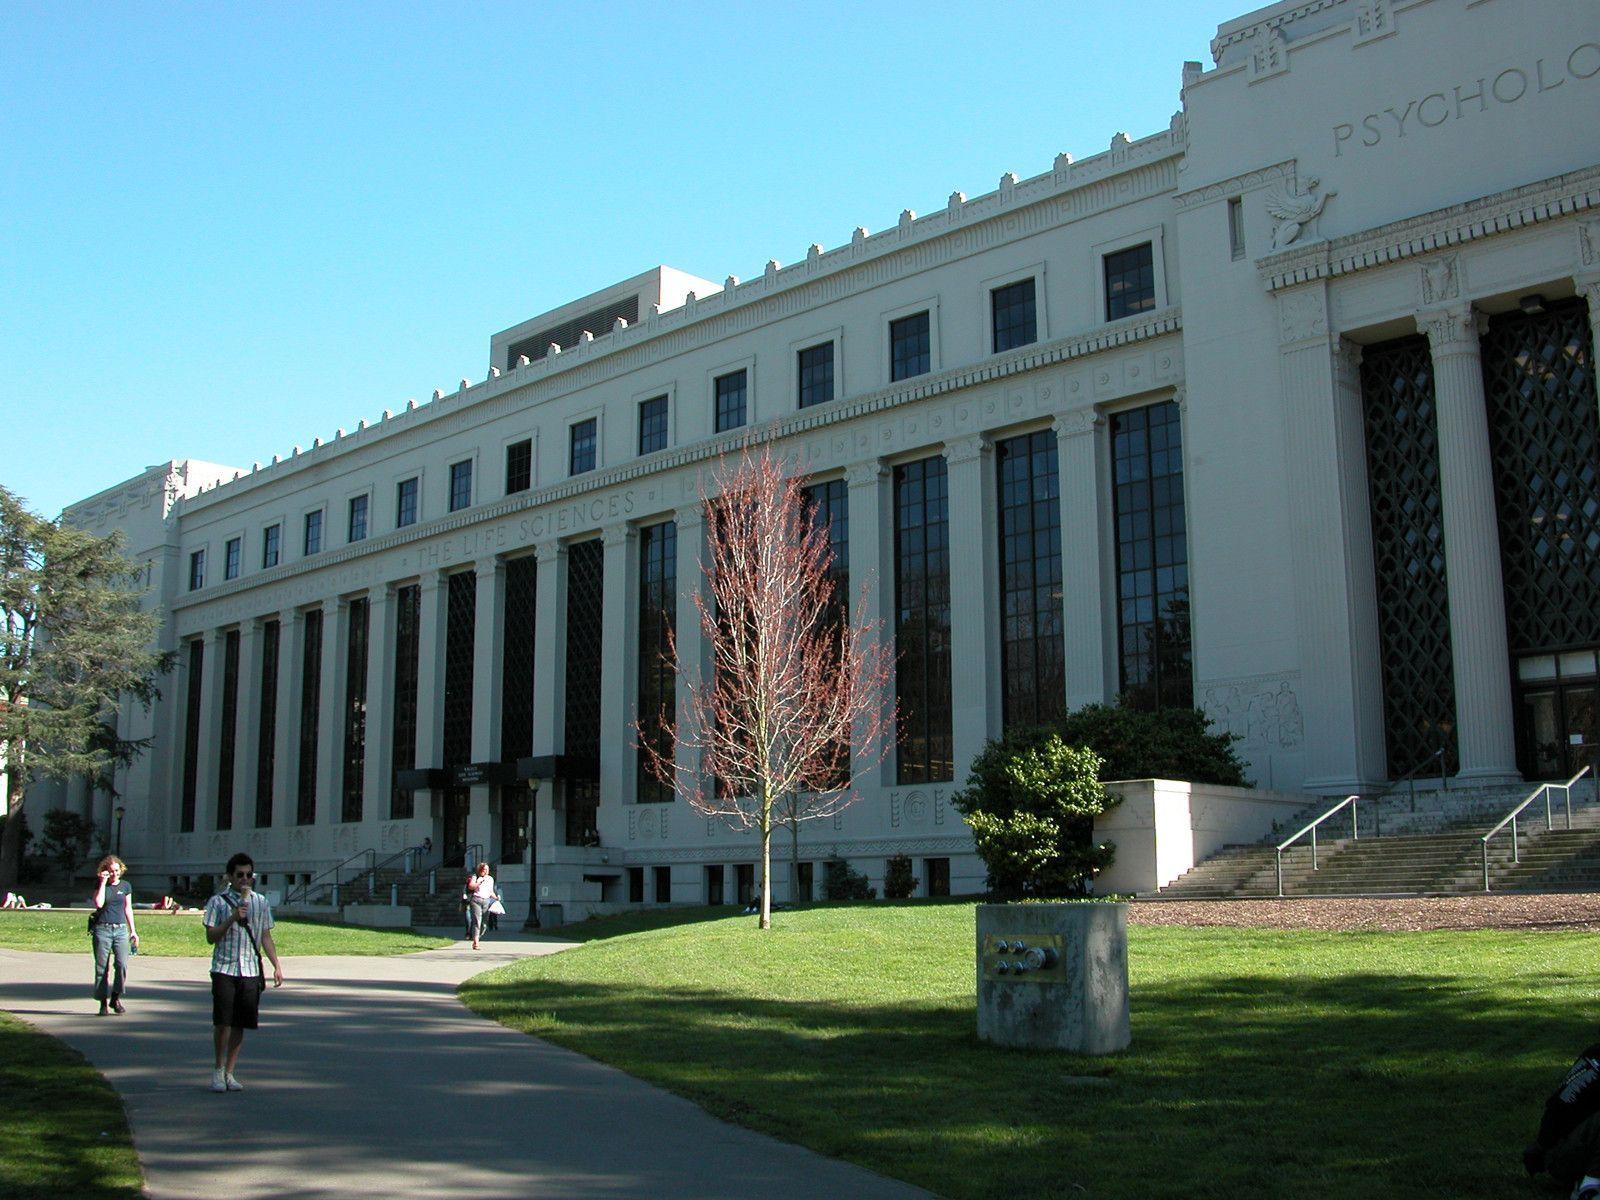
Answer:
[{"left": 975, "top": 902, "right": 1130, "bottom": 1055}]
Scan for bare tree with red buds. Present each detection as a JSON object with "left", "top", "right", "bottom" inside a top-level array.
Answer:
[{"left": 637, "top": 446, "right": 895, "bottom": 929}]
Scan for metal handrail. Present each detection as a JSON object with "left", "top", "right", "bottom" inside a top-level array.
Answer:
[
  {"left": 1275, "top": 795, "right": 1360, "bottom": 897},
  {"left": 284, "top": 849, "right": 375, "bottom": 906},
  {"left": 1481, "top": 766, "right": 1590, "bottom": 892},
  {"left": 369, "top": 842, "right": 433, "bottom": 884}
]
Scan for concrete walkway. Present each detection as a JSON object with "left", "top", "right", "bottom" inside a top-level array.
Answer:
[{"left": 0, "top": 934, "right": 932, "bottom": 1199}]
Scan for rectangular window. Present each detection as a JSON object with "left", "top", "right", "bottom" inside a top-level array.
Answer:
[
  {"left": 501, "top": 556, "right": 538, "bottom": 764},
  {"left": 803, "top": 480, "right": 850, "bottom": 789},
  {"left": 638, "top": 396, "right": 668, "bottom": 455},
  {"left": 706, "top": 864, "right": 725, "bottom": 905},
  {"left": 255, "top": 620, "right": 279, "bottom": 828},
  {"left": 637, "top": 521, "right": 677, "bottom": 802},
  {"left": 926, "top": 857, "right": 950, "bottom": 897},
  {"left": 894, "top": 457, "right": 953, "bottom": 784},
  {"left": 189, "top": 549, "right": 205, "bottom": 591},
  {"left": 224, "top": 537, "right": 241, "bottom": 581},
  {"left": 505, "top": 439, "right": 532, "bottom": 494},
  {"left": 442, "top": 572, "right": 477, "bottom": 768},
  {"left": 216, "top": 630, "right": 240, "bottom": 831},
  {"left": 342, "top": 597, "right": 369, "bottom": 823},
  {"left": 396, "top": 478, "right": 419, "bottom": 528},
  {"left": 654, "top": 865, "right": 672, "bottom": 903},
  {"left": 1105, "top": 243, "right": 1156, "bottom": 320},
  {"left": 1112, "top": 401, "right": 1192, "bottom": 710},
  {"left": 569, "top": 418, "right": 597, "bottom": 475},
  {"left": 348, "top": 495, "right": 368, "bottom": 543},
  {"left": 890, "top": 312, "right": 931, "bottom": 381},
  {"left": 563, "top": 539, "right": 604, "bottom": 843},
  {"left": 448, "top": 460, "right": 473, "bottom": 512},
  {"left": 303, "top": 510, "right": 323, "bottom": 556},
  {"left": 997, "top": 431, "right": 1065, "bottom": 730},
  {"left": 180, "top": 639, "right": 204, "bottom": 832},
  {"left": 798, "top": 342, "right": 835, "bottom": 408},
  {"left": 714, "top": 370, "right": 747, "bottom": 433},
  {"left": 991, "top": 279, "right": 1038, "bottom": 353},
  {"left": 628, "top": 867, "right": 645, "bottom": 903},
  {"left": 735, "top": 863, "right": 755, "bottom": 907},
  {"left": 796, "top": 861, "right": 813, "bottom": 902},
  {"left": 262, "top": 524, "right": 281, "bottom": 569},
  {"left": 390, "top": 585, "right": 421, "bottom": 819},
  {"left": 1228, "top": 198, "right": 1246, "bottom": 261},
  {"left": 297, "top": 609, "right": 323, "bottom": 825}
]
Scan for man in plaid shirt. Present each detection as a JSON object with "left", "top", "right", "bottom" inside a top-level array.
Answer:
[{"left": 203, "top": 852, "right": 284, "bottom": 1093}]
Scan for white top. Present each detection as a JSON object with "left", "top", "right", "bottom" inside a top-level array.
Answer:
[{"left": 467, "top": 874, "right": 497, "bottom": 902}]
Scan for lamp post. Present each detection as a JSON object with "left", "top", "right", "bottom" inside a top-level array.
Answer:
[{"left": 113, "top": 805, "right": 125, "bottom": 855}]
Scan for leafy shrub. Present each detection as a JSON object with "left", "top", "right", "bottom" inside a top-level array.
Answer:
[
  {"left": 40, "top": 811, "right": 97, "bottom": 882},
  {"left": 883, "top": 854, "right": 915, "bottom": 900},
  {"left": 951, "top": 729, "right": 1117, "bottom": 897},
  {"left": 823, "top": 858, "right": 875, "bottom": 901},
  {"left": 1055, "top": 702, "right": 1250, "bottom": 787}
]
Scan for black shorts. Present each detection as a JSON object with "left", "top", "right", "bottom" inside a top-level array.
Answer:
[{"left": 210, "top": 972, "right": 264, "bottom": 1030}]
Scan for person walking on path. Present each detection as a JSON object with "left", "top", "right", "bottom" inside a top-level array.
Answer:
[
  {"left": 463, "top": 861, "right": 498, "bottom": 950},
  {"left": 90, "top": 855, "right": 138, "bottom": 1015},
  {"left": 203, "top": 852, "right": 284, "bottom": 1093}
]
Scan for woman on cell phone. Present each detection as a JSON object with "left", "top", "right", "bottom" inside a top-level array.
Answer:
[
  {"left": 89, "top": 856, "right": 139, "bottom": 1015},
  {"left": 463, "top": 861, "right": 498, "bottom": 950}
]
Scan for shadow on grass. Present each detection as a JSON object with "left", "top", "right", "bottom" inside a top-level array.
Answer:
[{"left": 463, "top": 963, "right": 1577, "bottom": 1200}]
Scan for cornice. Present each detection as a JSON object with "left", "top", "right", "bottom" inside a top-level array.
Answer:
[
  {"left": 1174, "top": 160, "right": 1297, "bottom": 211},
  {"left": 1258, "top": 164, "right": 1600, "bottom": 293},
  {"left": 175, "top": 134, "right": 1186, "bottom": 519},
  {"left": 169, "top": 306, "right": 1182, "bottom": 614}
]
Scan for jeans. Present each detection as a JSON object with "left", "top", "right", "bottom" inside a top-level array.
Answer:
[
  {"left": 92, "top": 925, "right": 130, "bottom": 1002},
  {"left": 465, "top": 897, "right": 490, "bottom": 941}
]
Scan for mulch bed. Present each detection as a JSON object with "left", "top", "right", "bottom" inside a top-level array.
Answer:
[{"left": 1128, "top": 893, "right": 1600, "bottom": 932}]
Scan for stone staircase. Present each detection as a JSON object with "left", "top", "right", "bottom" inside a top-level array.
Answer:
[{"left": 1155, "top": 780, "right": 1600, "bottom": 899}]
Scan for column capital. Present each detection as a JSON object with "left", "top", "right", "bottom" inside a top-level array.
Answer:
[
  {"left": 674, "top": 503, "right": 705, "bottom": 532},
  {"left": 942, "top": 435, "right": 989, "bottom": 466},
  {"left": 601, "top": 523, "right": 634, "bottom": 549},
  {"left": 1052, "top": 409, "right": 1101, "bottom": 439},
  {"left": 277, "top": 607, "right": 299, "bottom": 628},
  {"left": 474, "top": 556, "right": 505, "bottom": 582},
  {"left": 1418, "top": 304, "right": 1486, "bottom": 354},
  {"left": 320, "top": 596, "right": 341, "bottom": 619},
  {"left": 535, "top": 539, "right": 564, "bottom": 565},
  {"left": 1574, "top": 270, "right": 1600, "bottom": 307},
  {"left": 844, "top": 459, "right": 887, "bottom": 489},
  {"left": 1331, "top": 337, "right": 1364, "bottom": 387}
]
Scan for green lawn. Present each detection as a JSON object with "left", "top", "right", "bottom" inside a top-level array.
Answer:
[
  {"left": 460, "top": 902, "right": 1583, "bottom": 1200},
  {"left": 0, "top": 1010, "right": 142, "bottom": 1199},
  {"left": 0, "top": 910, "right": 451, "bottom": 956}
]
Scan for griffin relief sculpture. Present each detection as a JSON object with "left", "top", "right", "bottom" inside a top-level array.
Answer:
[{"left": 1266, "top": 176, "right": 1335, "bottom": 249}]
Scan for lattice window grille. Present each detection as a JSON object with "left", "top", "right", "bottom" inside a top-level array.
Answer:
[
  {"left": 997, "top": 431, "right": 1066, "bottom": 730},
  {"left": 442, "top": 572, "right": 477, "bottom": 768},
  {"left": 501, "top": 557, "right": 538, "bottom": 763},
  {"left": 341, "top": 598, "right": 369, "bottom": 823},
  {"left": 895, "top": 456, "right": 954, "bottom": 784},
  {"left": 216, "top": 630, "right": 240, "bottom": 831},
  {"left": 255, "top": 620, "right": 279, "bottom": 828},
  {"left": 564, "top": 540, "right": 605, "bottom": 769},
  {"left": 297, "top": 610, "right": 323, "bottom": 825},
  {"left": 390, "top": 586, "right": 420, "bottom": 819}
]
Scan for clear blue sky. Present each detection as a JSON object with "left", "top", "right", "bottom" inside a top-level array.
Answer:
[{"left": 2, "top": 2, "right": 1235, "bottom": 519}]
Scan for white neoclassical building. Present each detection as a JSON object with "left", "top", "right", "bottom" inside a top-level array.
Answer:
[{"left": 34, "top": 0, "right": 1600, "bottom": 916}]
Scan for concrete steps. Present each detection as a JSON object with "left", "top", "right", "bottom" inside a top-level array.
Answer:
[{"left": 1155, "top": 790, "right": 1600, "bottom": 898}]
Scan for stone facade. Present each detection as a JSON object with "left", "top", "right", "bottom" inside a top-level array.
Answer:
[{"left": 31, "top": 0, "right": 1600, "bottom": 918}]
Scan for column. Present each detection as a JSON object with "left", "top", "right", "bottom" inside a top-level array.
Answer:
[
  {"left": 317, "top": 598, "right": 346, "bottom": 824},
  {"left": 231, "top": 619, "right": 263, "bottom": 828},
  {"left": 673, "top": 506, "right": 707, "bottom": 795},
  {"left": 599, "top": 523, "right": 638, "bottom": 809},
  {"left": 530, "top": 541, "right": 567, "bottom": 758},
  {"left": 469, "top": 559, "right": 506, "bottom": 855},
  {"left": 529, "top": 540, "right": 567, "bottom": 865},
  {"left": 193, "top": 629, "right": 222, "bottom": 831},
  {"left": 414, "top": 572, "right": 448, "bottom": 775},
  {"left": 1274, "top": 284, "right": 1393, "bottom": 791},
  {"left": 364, "top": 586, "right": 396, "bottom": 825},
  {"left": 945, "top": 435, "right": 999, "bottom": 779},
  {"left": 272, "top": 609, "right": 301, "bottom": 829},
  {"left": 1055, "top": 411, "right": 1110, "bottom": 711},
  {"left": 845, "top": 460, "right": 893, "bottom": 786},
  {"left": 1577, "top": 274, "right": 1600, "bottom": 381},
  {"left": 1420, "top": 303, "right": 1519, "bottom": 781}
]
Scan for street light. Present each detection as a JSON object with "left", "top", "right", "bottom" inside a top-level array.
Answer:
[{"left": 114, "top": 806, "right": 125, "bottom": 855}]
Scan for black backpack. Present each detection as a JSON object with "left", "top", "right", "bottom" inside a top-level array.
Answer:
[{"left": 1526, "top": 1043, "right": 1600, "bottom": 1174}]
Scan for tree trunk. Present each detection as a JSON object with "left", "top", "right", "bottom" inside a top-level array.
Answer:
[
  {"left": 759, "top": 810, "right": 773, "bottom": 931},
  {"left": 0, "top": 761, "right": 26, "bottom": 894}
]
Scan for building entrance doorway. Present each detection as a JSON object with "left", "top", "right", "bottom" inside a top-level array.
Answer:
[
  {"left": 1518, "top": 652, "right": 1600, "bottom": 780},
  {"left": 442, "top": 787, "right": 470, "bottom": 865}
]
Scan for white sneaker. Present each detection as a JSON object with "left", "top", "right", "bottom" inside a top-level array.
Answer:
[
  {"left": 225, "top": 1073, "right": 243, "bottom": 1092},
  {"left": 210, "top": 1069, "right": 227, "bottom": 1093}
]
